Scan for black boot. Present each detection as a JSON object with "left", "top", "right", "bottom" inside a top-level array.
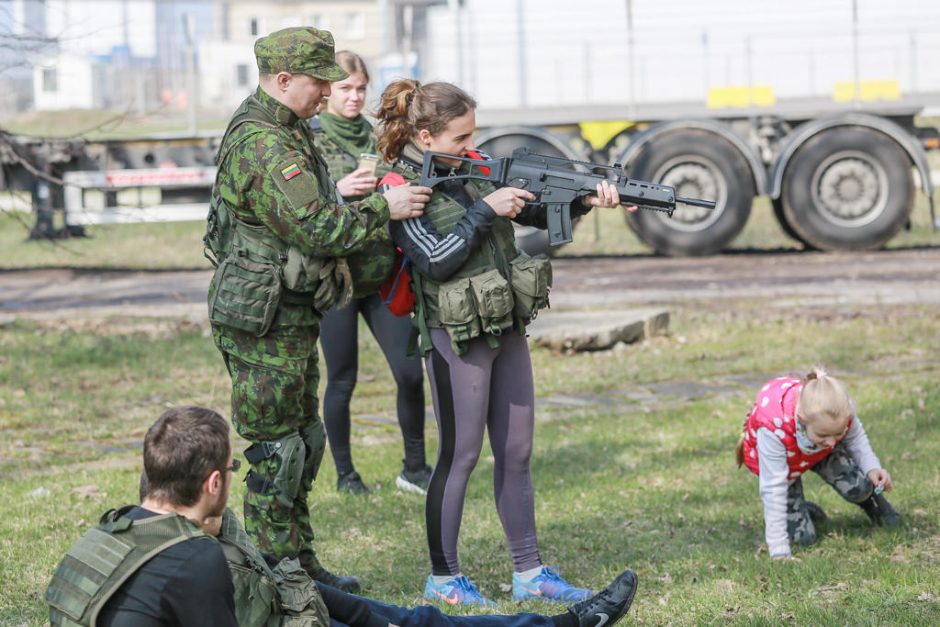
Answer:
[
  {"left": 299, "top": 553, "right": 361, "bottom": 593},
  {"left": 308, "top": 565, "right": 362, "bottom": 593},
  {"left": 859, "top": 492, "right": 901, "bottom": 527}
]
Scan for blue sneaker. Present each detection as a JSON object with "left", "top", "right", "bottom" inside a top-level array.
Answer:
[
  {"left": 424, "top": 575, "right": 496, "bottom": 607},
  {"left": 512, "top": 565, "right": 592, "bottom": 602}
]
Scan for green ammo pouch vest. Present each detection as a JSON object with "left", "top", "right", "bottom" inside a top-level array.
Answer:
[
  {"left": 45, "top": 507, "right": 208, "bottom": 627},
  {"left": 217, "top": 509, "right": 329, "bottom": 627},
  {"left": 205, "top": 96, "right": 341, "bottom": 335},
  {"left": 396, "top": 165, "right": 552, "bottom": 355}
]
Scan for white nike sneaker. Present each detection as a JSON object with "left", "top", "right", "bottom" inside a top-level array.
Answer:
[{"left": 568, "top": 569, "right": 638, "bottom": 627}]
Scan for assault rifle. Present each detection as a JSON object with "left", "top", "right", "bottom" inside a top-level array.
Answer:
[{"left": 420, "top": 147, "right": 717, "bottom": 246}]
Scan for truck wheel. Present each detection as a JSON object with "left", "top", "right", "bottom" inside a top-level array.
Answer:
[
  {"left": 624, "top": 130, "right": 754, "bottom": 256},
  {"left": 771, "top": 197, "right": 813, "bottom": 249},
  {"left": 780, "top": 127, "right": 914, "bottom": 251}
]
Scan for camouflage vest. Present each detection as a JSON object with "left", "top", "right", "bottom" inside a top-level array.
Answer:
[
  {"left": 309, "top": 117, "right": 391, "bottom": 201},
  {"left": 395, "top": 161, "right": 549, "bottom": 355},
  {"left": 45, "top": 507, "right": 208, "bottom": 626},
  {"left": 205, "top": 95, "right": 347, "bottom": 334},
  {"left": 217, "top": 509, "right": 328, "bottom": 627},
  {"left": 309, "top": 118, "right": 395, "bottom": 298}
]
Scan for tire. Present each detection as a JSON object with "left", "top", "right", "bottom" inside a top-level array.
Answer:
[
  {"left": 771, "top": 197, "right": 813, "bottom": 249},
  {"left": 780, "top": 127, "right": 914, "bottom": 251},
  {"left": 624, "top": 130, "right": 754, "bottom": 256}
]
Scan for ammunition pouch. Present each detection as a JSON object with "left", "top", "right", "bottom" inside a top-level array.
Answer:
[
  {"left": 509, "top": 254, "right": 552, "bottom": 323},
  {"left": 469, "top": 268, "right": 514, "bottom": 335},
  {"left": 436, "top": 277, "right": 482, "bottom": 347},
  {"left": 209, "top": 253, "right": 282, "bottom": 337}
]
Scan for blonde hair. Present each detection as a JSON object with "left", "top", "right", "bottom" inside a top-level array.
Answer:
[
  {"left": 735, "top": 366, "right": 853, "bottom": 466},
  {"left": 373, "top": 79, "right": 477, "bottom": 162},
  {"left": 335, "top": 50, "right": 369, "bottom": 83},
  {"left": 798, "top": 367, "right": 853, "bottom": 435}
]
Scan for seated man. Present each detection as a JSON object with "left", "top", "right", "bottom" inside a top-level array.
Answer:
[{"left": 46, "top": 406, "right": 638, "bottom": 627}]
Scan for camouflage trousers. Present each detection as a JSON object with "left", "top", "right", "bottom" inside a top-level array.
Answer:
[
  {"left": 787, "top": 443, "right": 874, "bottom": 545},
  {"left": 213, "top": 322, "right": 327, "bottom": 570}
]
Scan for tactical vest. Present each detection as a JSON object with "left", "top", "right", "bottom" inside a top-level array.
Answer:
[
  {"left": 394, "top": 161, "right": 552, "bottom": 355},
  {"left": 741, "top": 377, "right": 852, "bottom": 479},
  {"left": 217, "top": 509, "right": 329, "bottom": 627},
  {"left": 45, "top": 507, "right": 208, "bottom": 626},
  {"left": 205, "top": 95, "right": 347, "bottom": 334}
]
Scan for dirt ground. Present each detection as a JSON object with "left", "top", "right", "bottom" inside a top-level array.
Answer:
[{"left": 2, "top": 246, "right": 939, "bottom": 321}]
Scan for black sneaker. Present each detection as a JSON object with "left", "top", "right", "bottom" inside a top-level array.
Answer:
[
  {"left": 309, "top": 565, "right": 362, "bottom": 594},
  {"left": 396, "top": 463, "right": 432, "bottom": 495},
  {"left": 568, "top": 569, "right": 637, "bottom": 627},
  {"left": 337, "top": 470, "right": 370, "bottom": 495}
]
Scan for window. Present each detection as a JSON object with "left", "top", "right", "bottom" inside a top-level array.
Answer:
[
  {"left": 42, "top": 67, "right": 57, "bottom": 93},
  {"left": 236, "top": 64, "right": 249, "bottom": 87},
  {"left": 249, "top": 18, "right": 259, "bottom": 36},
  {"left": 344, "top": 12, "right": 364, "bottom": 40}
]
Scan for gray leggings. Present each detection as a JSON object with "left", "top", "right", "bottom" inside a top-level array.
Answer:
[{"left": 424, "top": 328, "right": 541, "bottom": 576}]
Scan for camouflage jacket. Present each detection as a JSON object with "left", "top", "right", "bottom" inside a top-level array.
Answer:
[{"left": 211, "top": 88, "right": 390, "bottom": 325}]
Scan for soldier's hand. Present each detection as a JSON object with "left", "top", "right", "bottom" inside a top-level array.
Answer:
[
  {"left": 384, "top": 184, "right": 431, "bottom": 220},
  {"left": 337, "top": 168, "right": 379, "bottom": 198},
  {"left": 483, "top": 187, "right": 536, "bottom": 218}
]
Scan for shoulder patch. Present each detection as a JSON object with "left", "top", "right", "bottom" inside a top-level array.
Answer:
[
  {"left": 271, "top": 156, "right": 321, "bottom": 217},
  {"left": 281, "top": 163, "right": 302, "bottom": 180}
]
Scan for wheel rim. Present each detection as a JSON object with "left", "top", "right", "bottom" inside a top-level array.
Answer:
[
  {"left": 651, "top": 156, "right": 727, "bottom": 232},
  {"left": 809, "top": 150, "right": 888, "bottom": 227}
]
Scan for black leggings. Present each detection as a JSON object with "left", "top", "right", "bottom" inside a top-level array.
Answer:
[{"left": 319, "top": 292, "right": 426, "bottom": 476}]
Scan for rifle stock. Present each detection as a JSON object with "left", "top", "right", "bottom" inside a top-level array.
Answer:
[{"left": 420, "top": 147, "right": 717, "bottom": 246}]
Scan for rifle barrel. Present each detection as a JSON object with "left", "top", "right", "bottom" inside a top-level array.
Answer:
[{"left": 675, "top": 196, "right": 717, "bottom": 209}]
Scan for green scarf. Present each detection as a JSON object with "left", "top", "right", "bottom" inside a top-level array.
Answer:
[{"left": 318, "top": 112, "right": 376, "bottom": 159}]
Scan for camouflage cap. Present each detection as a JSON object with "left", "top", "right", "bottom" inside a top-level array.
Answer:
[{"left": 254, "top": 27, "right": 349, "bottom": 81}]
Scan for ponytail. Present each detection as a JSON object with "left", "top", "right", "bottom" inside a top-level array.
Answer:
[{"left": 374, "top": 80, "right": 477, "bottom": 163}]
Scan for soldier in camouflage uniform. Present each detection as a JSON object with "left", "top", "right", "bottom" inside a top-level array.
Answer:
[{"left": 204, "top": 27, "right": 431, "bottom": 593}]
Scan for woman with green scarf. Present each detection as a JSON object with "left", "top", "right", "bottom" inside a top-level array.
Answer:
[{"left": 311, "top": 51, "right": 431, "bottom": 497}]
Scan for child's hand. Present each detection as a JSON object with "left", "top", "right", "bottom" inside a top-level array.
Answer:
[{"left": 868, "top": 468, "right": 893, "bottom": 493}]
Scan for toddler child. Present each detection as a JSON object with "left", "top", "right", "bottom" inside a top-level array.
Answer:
[{"left": 736, "top": 368, "right": 900, "bottom": 559}]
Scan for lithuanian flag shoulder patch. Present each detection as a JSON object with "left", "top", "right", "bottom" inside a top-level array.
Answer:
[{"left": 281, "top": 163, "right": 302, "bottom": 180}]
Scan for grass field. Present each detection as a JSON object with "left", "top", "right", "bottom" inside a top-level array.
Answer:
[
  {"left": 2, "top": 162, "right": 940, "bottom": 623},
  {"left": 1, "top": 296, "right": 939, "bottom": 624}
]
